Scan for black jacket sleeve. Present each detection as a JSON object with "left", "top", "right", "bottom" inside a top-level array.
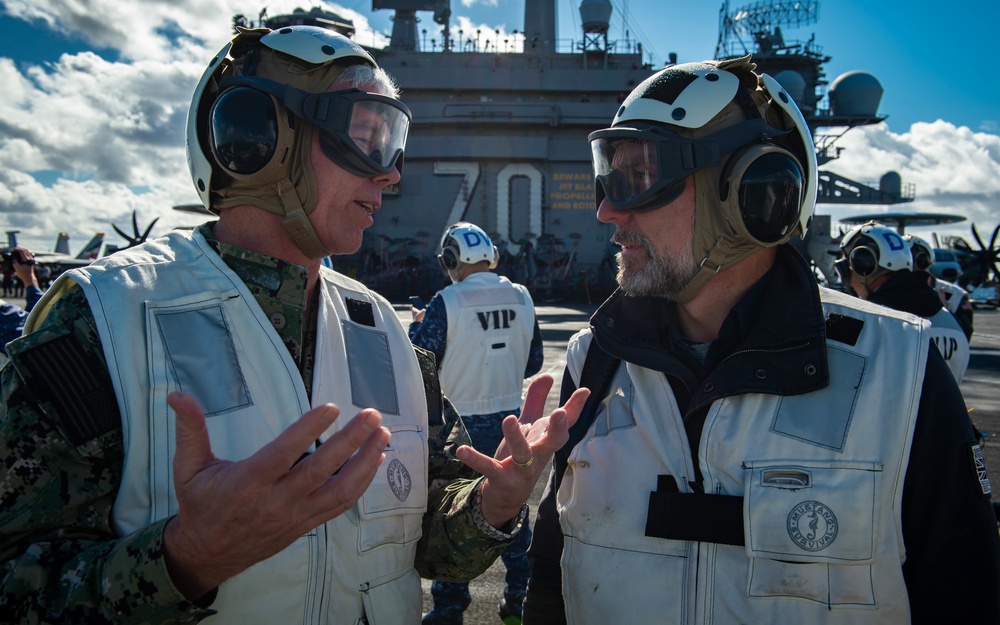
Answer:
[
  {"left": 901, "top": 345, "right": 1000, "bottom": 623},
  {"left": 522, "top": 368, "right": 577, "bottom": 625}
]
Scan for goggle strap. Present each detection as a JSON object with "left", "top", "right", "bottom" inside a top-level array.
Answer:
[
  {"left": 700, "top": 118, "right": 790, "bottom": 156},
  {"left": 217, "top": 76, "right": 360, "bottom": 129},
  {"left": 679, "top": 141, "right": 719, "bottom": 172},
  {"left": 218, "top": 76, "right": 290, "bottom": 102},
  {"left": 302, "top": 92, "right": 333, "bottom": 124}
]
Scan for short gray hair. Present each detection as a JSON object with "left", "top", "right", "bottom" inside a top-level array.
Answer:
[{"left": 332, "top": 64, "right": 401, "bottom": 99}]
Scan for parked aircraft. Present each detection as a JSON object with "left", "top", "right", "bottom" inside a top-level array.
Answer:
[{"left": 4, "top": 230, "right": 110, "bottom": 273}]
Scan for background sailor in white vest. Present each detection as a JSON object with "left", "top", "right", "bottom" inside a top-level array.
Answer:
[
  {"left": 836, "top": 221, "right": 971, "bottom": 383},
  {"left": 410, "top": 221, "right": 543, "bottom": 624}
]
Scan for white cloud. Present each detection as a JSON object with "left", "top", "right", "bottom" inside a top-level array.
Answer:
[
  {"left": 3, "top": 1, "right": 391, "bottom": 62},
  {"left": 820, "top": 121, "right": 1000, "bottom": 246},
  {"left": 0, "top": 2, "right": 396, "bottom": 252},
  {"left": 2, "top": 0, "right": 232, "bottom": 62},
  {"left": 2, "top": 2, "right": 997, "bottom": 260}
]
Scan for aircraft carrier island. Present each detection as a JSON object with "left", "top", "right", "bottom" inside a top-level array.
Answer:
[{"left": 236, "top": 0, "right": 915, "bottom": 302}]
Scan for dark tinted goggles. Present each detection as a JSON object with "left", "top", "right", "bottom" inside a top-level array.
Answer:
[
  {"left": 588, "top": 119, "right": 787, "bottom": 212},
  {"left": 589, "top": 126, "right": 721, "bottom": 212},
  {"left": 219, "top": 76, "right": 411, "bottom": 177}
]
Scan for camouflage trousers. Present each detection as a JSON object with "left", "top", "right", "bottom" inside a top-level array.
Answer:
[{"left": 428, "top": 409, "right": 532, "bottom": 620}]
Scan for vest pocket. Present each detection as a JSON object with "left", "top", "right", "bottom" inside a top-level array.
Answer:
[
  {"left": 360, "top": 566, "right": 421, "bottom": 624},
  {"left": 150, "top": 295, "right": 251, "bottom": 416},
  {"left": 358, "top": 427, "right": 428, "bottom": 551},
  {"left": 212, "top": 530, "right": 320, "bottom": 621},
  {"left": 343, "top": 322, "right": 400, "bottom": 414},
  {"left": 561, "top": 537, "right": 689, "bottom": 623},
  {"left": 743, "top": 459, "right": 882, "bottom": 606},
  {"left": 748, "top": 557, "right": 875, "bottom": 606}
]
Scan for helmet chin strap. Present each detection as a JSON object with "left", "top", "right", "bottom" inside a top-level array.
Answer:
[
  {"left": 671, "top": 236, "right": 760, "bottom": 303},
  {"left": 275, "top": 179, "right": 332, "bottom": 260}
]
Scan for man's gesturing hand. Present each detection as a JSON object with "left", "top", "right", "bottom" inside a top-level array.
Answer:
[
  {"left": 163, "top": 391, "right": 391, "bottom": 599},
  {"left": 456, "top": 374, "right": 590, "bottom": 527}
]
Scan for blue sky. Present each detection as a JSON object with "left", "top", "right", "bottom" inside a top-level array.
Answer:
[{"left": 1, "top": 0, "right": 998, "bottom": 254}]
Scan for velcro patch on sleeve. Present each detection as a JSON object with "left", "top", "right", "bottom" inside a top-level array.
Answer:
[{"left": 16, "top": 333, "right": 119, "bottom": 446}]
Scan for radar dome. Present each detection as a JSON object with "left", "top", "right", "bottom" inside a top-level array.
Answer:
[
  {"left": 829, "top": 71, "right": 883, "bottom": 117},
  {"left": 880, "top": 171, "right": 902, "bottom": 195},
  {"left": 773, "top": 70, "right": 808, "bottom": 110},
  {"left": 580, "top": 0, "right": 612, "bottom": 33}
]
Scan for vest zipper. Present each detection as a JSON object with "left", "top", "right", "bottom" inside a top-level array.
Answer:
[{"left": 716, "top": 341, "right": 811, "bottom": 367}]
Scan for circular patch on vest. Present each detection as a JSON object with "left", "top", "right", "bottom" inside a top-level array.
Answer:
[
  {"left": 786, "top": 500, "right": 838, "bottom": 552},
  {"left": 387, "top": 458, "right": 411, "bottom": 502}
]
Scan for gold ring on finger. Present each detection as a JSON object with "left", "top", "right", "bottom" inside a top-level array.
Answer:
[{"left": 513, "top": 454, "right": 534, "bottom": 468}]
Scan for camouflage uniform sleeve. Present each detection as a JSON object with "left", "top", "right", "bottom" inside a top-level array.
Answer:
[
  {"left": 411, "top": 345, "right": 515, "bottom": 582},
  {"left": 0, "top": 286, "right": 215, "bottom": 624}
]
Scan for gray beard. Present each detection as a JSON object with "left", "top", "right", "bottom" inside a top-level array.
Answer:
[{"left": 614, "top": 231, "right": 699, "bottom": 299}]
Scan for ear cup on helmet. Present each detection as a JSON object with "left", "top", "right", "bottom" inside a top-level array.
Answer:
[
  {"left": 209, "top": 86, "right": 293, "bottom": 180},
  {"left": 849, "top": 245, "right": 879, "bottom": 277},
  {"left": 438, "top": 244, "right": 460, "bottom": 271},
  {"left": 720, "top": 144, "right": 804, "bottom": 245},
  {"left": 912, "top": 250, "right": 932, "bottom": 271}
]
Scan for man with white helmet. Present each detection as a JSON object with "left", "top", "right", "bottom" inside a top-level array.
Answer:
[
  {"left": 410, "top": 222, "right": 544, "bottom": 625},
  {"left": 0, "top": 26, "right": 587, "bottom": 624},
  {"left": 523, "top": 56, "right": 999, "bottom": 624},
  {"left": 905, "top": 233, "right": 974, "bottom": 340},
  {"left": 834, "top": 222, "right": 969, "bottom": 383}
]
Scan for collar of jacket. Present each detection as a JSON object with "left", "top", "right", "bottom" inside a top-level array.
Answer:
[
  {"left": 868, "top": 269, "right": 944, "bottom": 318},
  {"left": 590, "top": 245, "right": 829, "bottom": 409}
]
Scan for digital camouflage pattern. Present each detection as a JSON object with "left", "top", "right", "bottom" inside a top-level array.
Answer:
[
  {"left": 0, "top": 226, "right": 511, "bottom": 624},
  {"left": 0, "top": 286, "right": 212, "bottom": 624}
]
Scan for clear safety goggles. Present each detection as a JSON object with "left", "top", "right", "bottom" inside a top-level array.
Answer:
[
  {"left": 589, "top": 120, "right": 783, "bottom": 212},
  {"left": 307, "top": 89, "right": 411, "bottom": 177},
  {"left": 219, "top": 76, "right": 411, "bottom": 177}
]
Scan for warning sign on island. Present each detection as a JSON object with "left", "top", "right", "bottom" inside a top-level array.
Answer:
[{"left": 549, "top": 172, "right": 594, "bottom": 210}]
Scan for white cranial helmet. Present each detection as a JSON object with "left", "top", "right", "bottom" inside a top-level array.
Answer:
[{"left": 438, "top": 222, "right": 499, "bottom": 271}]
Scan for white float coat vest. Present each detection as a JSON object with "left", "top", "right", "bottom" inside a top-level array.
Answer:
[
  {"left": 29, "top": 229, "right": 428, "bottom": 625},
  {"left": 557, "top": 288, "right": 929, "bottom": 625},
  {"left": 926, "top": 307, "right": 970, "bottom": 383},
  {"left": 437, "top": 272, "right": 535, "bottom": 415}
]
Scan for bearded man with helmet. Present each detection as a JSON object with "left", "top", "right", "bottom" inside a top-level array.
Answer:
[
  {"left": 409, "top": 222, "right": 544, "bottom": 625},
  {"left": 834, "top": 222, "right": 970, "bottom": 383},
  {"left": 523, "top": 56, "right": 999, "bottom": 625},
  {"left": 0, "top": 26, "right": 588, "bottom": 624}
]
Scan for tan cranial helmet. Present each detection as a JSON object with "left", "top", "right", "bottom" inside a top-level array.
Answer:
[
  {"left": 589, "top": 55, "right": 818, "bottom": 302},
  {"left": 186, "top": 26, "right": 410, "bottom": 259}
]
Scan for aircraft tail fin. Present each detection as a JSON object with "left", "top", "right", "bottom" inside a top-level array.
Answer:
[
  {"left": 54, "top": 232, "right": 71, "bottom": 255},
  {"left": 76, "top": 233, "right": 106, "bottom": 260}
]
